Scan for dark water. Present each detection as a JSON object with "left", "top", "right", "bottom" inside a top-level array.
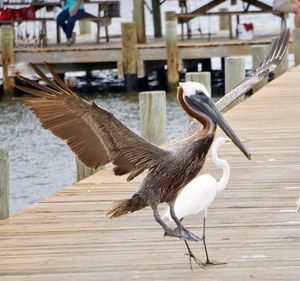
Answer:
[{"left": 0, "top": 85, "right": 190, "bottom": 214}]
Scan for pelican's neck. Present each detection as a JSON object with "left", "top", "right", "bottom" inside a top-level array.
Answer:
[
  {"left": 177, "top": 86, "right": 215, "bottom": 137},
  {"left": 212, "top": 141, "right": 230, "bottom": 194}
]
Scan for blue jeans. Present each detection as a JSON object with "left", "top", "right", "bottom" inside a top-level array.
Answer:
[{"left": 57, "top": 9, "right": 85, "bottom": 39}]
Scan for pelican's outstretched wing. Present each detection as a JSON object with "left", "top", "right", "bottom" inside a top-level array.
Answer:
[
  {"left": 15, "top": 63, "right": 170, "bottom": 181},
  {"left": 186, "top": 28, "right": 290, "bottom": 137},
  {"left": 216, "top": 28, "right": 290, "bottom": 113}
]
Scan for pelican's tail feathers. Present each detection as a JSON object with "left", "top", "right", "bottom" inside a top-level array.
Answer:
[{"left": 107, "top": 194, "right": 146, "bottom": 218}]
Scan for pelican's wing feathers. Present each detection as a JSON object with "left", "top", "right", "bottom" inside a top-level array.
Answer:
[
  {"left": 216, "top": 28, "right": 290, "bottom": 113},
  {"left": 186, "top": 28, "right": 290, "bottom": 137},
  {"left": 15, "top": 62, "right": 170, "bottom": 181}
]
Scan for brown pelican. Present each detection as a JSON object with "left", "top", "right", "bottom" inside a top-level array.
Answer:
[{"left": 15, "top": 28, "right": 289, "bottom": 241}]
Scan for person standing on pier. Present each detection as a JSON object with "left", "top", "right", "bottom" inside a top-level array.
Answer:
[{"left": 56, "top": 0, "right": 85, "bottom": 46}]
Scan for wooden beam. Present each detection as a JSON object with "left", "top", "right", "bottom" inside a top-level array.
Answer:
[
  {"left": 121, "top": 22, "right": 138, "bottom": 91},
  {"left": 1, "top": 25, "right": 15, "bottom": 98},
  {"left": 251, "top": 45, "right": 269, "bottom": 92},
  {"left": 180, "top": 0, "right": 225, "bottom": 22},
  {"left": 133, "top": 0, "right": 146, "bottom": 43},
  {"left": 242, "top": 0, "right": 273, "bottom": 11},
  {"left": 0, "top": 147, "right": 9, "bottom": 219},
  {"left": 139, "top": 91, "right": 166, "bottom": 145},
  {"left": 152, "top": 0, "right": 162, "bottom": 38},
  {"left": 292, "top": 28, "right": 300, "bottom": 66},
  {"left": 165, "top": 11, "right": 179, "bottom": 91}
]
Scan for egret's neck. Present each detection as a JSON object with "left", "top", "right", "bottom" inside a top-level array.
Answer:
[{"left": 212, "top": 143, "right": 230, "bottom": 194}]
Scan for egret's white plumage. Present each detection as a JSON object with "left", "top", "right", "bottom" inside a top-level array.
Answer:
[
  {"left": 162, "top": 136, "right": 231, "bottom": 268},
  {"left": 163, "top": 137, "right": 230, "bottom": 222}
]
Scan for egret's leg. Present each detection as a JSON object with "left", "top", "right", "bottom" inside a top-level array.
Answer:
[
  {"left": 202, "top": 213, "right": 226, "bottom": 266},
  {"left": 184, "top": 240, "right": 204, "bottom": 270},
  {"left": 202, "top": 216, "right": 210, "bottom": 264},
  {"left": 169, "top": 202, "right": 201, "bottom": 241}
]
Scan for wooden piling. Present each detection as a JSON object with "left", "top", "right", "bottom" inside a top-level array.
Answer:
[
  {"left": 76, "top": 159, "right": 102, "bottom": 182},
  {"left": 0, "top": 147, "right": 9, "bottom": 219},
  {"left": 272, "top": 37, "right": 289, "bottom": 78},
  {"left": 225, "top": 56, "right": 245, "bottom": 110},
  {"left": 1, "top": 25, "right": 15, "bottom": 98},
  {"left": 251, "top": 45, "right": 268, "bottom": 92},
  {"left": 225, "top": 56, "right": 245, "bottom": 94},
  {"left": 122, "top": 22, "right": 138, "bottom": 92},
  {"left": 219, "top": 8, "right": 229, "bottom": 30},
  {"left": 152, "top": 0, "right": 162, "bottom": 38},
  {"left": 139, "top": 91, "right": 166, "bottom": 145},
  {"left": 292, "top": 28, "right": 300, "bottom": 66},
  {"left": 133, "top": 0, "right": 146, "bottom": 43},
  {"left": 185, "top": 72, "right": 211, "bottom": 96},
  {"left": 165, "top": 11, "right": 179, "bottom": 92}
]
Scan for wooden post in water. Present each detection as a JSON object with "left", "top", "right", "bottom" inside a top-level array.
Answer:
[
  {"left": 152, "top": 0, "right": 162, "bottom": 38},
  {"left": 251, "top": 45, "right": 269, "bottom": 93},
  {"left": 272, "top": 37, "right": 289, "bottom": 78},
  {"left": 219, "top": 8, "right": 229, "bottom": 30},
  {"left": 1, "top": 25, "right": 15, "bottom": 98},
  {"left": 0, "top": 147, "right": 9, "bottom": 219},
  {"left": 122, "top": 22, "right": 138, "bottom": 92},
  {"left": 225, "top": 56, "right": 245, "bottom": 110},
  {"left": 133, "top": 0, "right": 146, "bottom": 43},
  {"left": 292, "top": 28, "right": 300, "bottom": 66},
  {"left": 165, "top": 12, "right": 179, "bottom": 92},
  {"left": 79, "top": 20, "right": 91, "bottom": 35},
  {"left": 185, "top": 72, "right": 211, "bottom": 96},
  {"left": 225, "top": 56, "right": 245, "bottom": 94},
  {"left": 76, "top": 159, "right": 102, "bottom": 182},
  {"left": 139, "top": 91, "right": 166, "bottom": 145}
]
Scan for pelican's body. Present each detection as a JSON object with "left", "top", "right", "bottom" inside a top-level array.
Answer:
[
  {"left": 163, "top": 137, "right": 231, "bottom": 268},
  {"left": 15, "top": 29, "right": 289, "bottom": 242}
]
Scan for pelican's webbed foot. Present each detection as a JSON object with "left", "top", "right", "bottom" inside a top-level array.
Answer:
[
  {"left": 153, "top": 208, "right": 200, "bottom": 241},
  {"left": 173, "top": 225, "right": 202, "bottom": 241},
  {"left": 169, "top": 202, "right": 202, "bottom": 241},
  {"left": 163, "top": 226, "right": 200, "bottom": 241}
]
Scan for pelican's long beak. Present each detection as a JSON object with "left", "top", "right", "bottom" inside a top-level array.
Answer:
[{"left": 185, "top": 95, "right": 251, "bottom": 160}]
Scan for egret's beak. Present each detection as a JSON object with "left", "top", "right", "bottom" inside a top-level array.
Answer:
[
  {"left": 226, "top": 139, "right": 248, "bottom": 144},
  {"left": 185, "top": 95, "right": 251, "bottom": 160}
]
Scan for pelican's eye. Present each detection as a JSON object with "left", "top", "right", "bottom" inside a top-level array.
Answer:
[{"left": 194, "top": 90, "right": 209, "bottom": 103}]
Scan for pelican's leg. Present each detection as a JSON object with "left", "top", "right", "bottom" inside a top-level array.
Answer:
[
  {"left": 184, "top": 240, "right": 204, "bottom": 270},
  {"left": 202, "top": 213, "right": 226, "bottom": 266},
  {"left": 152, "top": 208, "right": 187, "bottom": 240},
  {"left": 169, "top": 202, "right": 201, "bottom": 241}
]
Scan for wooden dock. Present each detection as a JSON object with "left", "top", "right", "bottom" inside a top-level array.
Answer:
[
  {"left": 1, "top": 66, "right": 300, "bottom": 280},
  {"left": 2, "top": 36, "right": 287, "bottom": 76}
]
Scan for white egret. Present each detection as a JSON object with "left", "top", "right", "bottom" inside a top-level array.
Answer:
[
  {"left": 162, "top": 137, "right": 232, "bottom": 269},
  {"left": 296, "top": 196, "right": 300, "bottom": 212}
]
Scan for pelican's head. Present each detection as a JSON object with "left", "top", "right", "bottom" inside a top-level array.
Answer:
[{"left": 178, "top": 81, "right": 251, "bottom": 160}]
